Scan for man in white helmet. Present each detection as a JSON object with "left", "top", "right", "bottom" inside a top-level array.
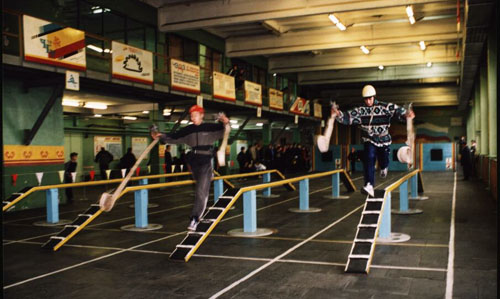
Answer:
[{"left": 331, "top": 85, "right": 415, "bottom": 196}]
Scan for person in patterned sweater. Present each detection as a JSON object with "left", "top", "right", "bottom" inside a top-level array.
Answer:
[{"left": 331, "top": 85, "right": 415, "bottom": 196}]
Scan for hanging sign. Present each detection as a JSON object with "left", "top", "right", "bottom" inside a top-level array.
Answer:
[
  {"left": 268, "top": 88, "right": 284, "bottom": 110},
  {"left": 112, "top": 41, "right": 153, "bottom": 85},
  {"left": 313, "top": 102, "right": 323, "bottom": 119},
  {"left": 23, "top": 15, "right": 86, "bottom": 71},
  {"left": 35, "top": 172, "right": 44, "bottom": 185},
  {"left": 65, "top": 70, "right": 80, "bottom": 91},
  {"left": 197, "top": 95, "right": 203, "bottom": 107},
  {"left": 212, "top": 71, "right": 235, "bottom": 101},
  {"left": 170, "top": 58, "right": 200, "bottom": 93},
  {"left": 58, "top": 170, "right": 65, "bottom": 183},
  {"left": 289, "top": 97, "right": 310, "bottom": 116},
  {"left": 244, "top": 80, "right": 262, "bottom": 106},
  {"left": 257, "top": 107, "right": 262, "bottom": 118}
]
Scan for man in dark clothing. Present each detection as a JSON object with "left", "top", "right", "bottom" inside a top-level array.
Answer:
[
  {"left": 460, "top": 141, "right": 472, "bottom": 180},
  {"left": 120, "top": 147, "right": 136, "bottom": 175},
  {"left": 95, "top": 147, "right": 113, "bottom": 180},
  {"left": 64, "top": 152, "right": 78, "bottom": 204},
  {"left": 348, "top": 147, "right": 358, "bottom": 174},
  {"left": 152, "top": 105, "right": 230, "bottom": 231},
  {"left": 470, "top": 140, "right": 477, "bottom": 176},
  {"left": 237, "top": 146, "right": 249, "bottom": 173}
]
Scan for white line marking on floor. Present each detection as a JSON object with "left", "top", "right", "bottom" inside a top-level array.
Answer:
[
  {"left": 209, "top": 204, "right": 365, "bottom": 299},
  {"left": 445, "top": 171, "right": 457, "bottom": 299}
]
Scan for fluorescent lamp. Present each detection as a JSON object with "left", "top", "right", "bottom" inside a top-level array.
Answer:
[
  {"left": 406, "top": 6, "right": 415, "bottom": 24},
  {"left": 409, "top": 16, "right": 416, "bottom": 24},
  {"left": 231, "top": 124, "right": 240, "bottom": 129},
  {"left": 328, "top": 13, "right": 346, "bottom": 31},
  {"left": 62, "top": 100, "right": 80, "bottom": 107},
  {"left": 94, "top": 114, "right": 102, "bottom": 117},
  {"left": 378, "top": 65, "right": 384, "bottom": 70},
  {"left": 230, "top": 119, "right": 238, "bottom": 124},
  {"left": 360, "top": 45, "right": 370, "bottom": 55},
  {"left": 419, "top": 41, "right": 426, "bottom": 51},
  {"left": 256, "top": 123, "right": 263, "bottom": 127},
  {"left": 123, "top": 116, "right": 137, "bottom": 120},
  {"left": 87, "top": 45, "right": 103, "bottom": 53},
  {"left": 180, "top": 120, "right": 189, "bottom": 124},
  {"left": 273, "top": 73, "right": 277, "bottom": 77},
  {"left": 427, "top": 62, "right": 433, "bottom": 67},
  {"left": 84, "top": 102, "right": 107, "bottom": 110},
  {"left": 142, "top": 110, "right": 149, "bottom": 114}
]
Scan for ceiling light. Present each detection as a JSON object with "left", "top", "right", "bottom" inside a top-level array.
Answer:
[
  {"left": 231, "top": 124, "right": 240, "bottom": 129},
  {"left": 180, "top": 120, "right": 189, "bottom": 124},
  {"left": 256, "top": 123, "right": 264, "bottom": 127},
  {"left": 94, "top": 114, "right": 102, "bottom": 117},
  {"left": 378, "top": 65, "right": 384, "bottom": 70},
  {"left": 122, "top": 116, "right": 137, "bottom": 120},
  {"left": 87, "top": 45, "right": 103, "bottom": 53},
  {"left": 419, "top": 41, "right": 426, "bottom": 51},
  {"left": 230, "top": 119, "right": 238, "bottom": 124},
  {"left": 84, "top": 102, "right": 107, "bottom": 110},
  {"left": 328, "top": 13, "right": 346, "bottom": 31},
  {"left": 427, "top": 62, "right": 433, "bottom": 67},
  {"left": 360, "top": 45, "right": 370, "bottom": 55},
  {"left": 406, "top": 6, "right": 415, "bottom": 24},
  {"left": 62, "top": 100, "right": 80, "bottom": 107},
  {"left": 142, "top": 110, "right": 149, "bottom": 114},
  {"left": 273, "top": 73, "right": 277, "bottom": 77}
]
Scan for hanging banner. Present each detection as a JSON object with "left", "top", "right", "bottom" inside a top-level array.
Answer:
[
  {"left": 244, "top": 80, "right": 262, "bottom": 106},
  {"left": 23, "top": 15, "right": 86, "bottom": 71},
  {"left": 3, "top": 145, "right": 64, "bottom": 167},
  {"left": 89, "top": 170, "right": 95, "bottom": 181},
  {"left": 147, "top": 165, "right": 151, "bottom": 174},
  {"left": 94, "top": 136, "right": 122, "bottom": 160},
  {"left": 135, "top": 167, "right": 141, "bottom": 177},
  {"left": 105, "top": 169, "right": 111, "bottom": 180},
  {"left": 12, "top": 174, "right": 18, "bottom": 186},
  {"left": 212, "top": 71, "right": 235, "bottom": 101},
  {"left": 58, "top": 170, "right": 65, "bottom": 183},
  {"left": 289, "top": 97, "right": 310, "bottom": 116},
  {"left": 170, "top": 58, "right": 200, "bottom": 94},
  {"left": 35, "top": 172, "right": 44, "bottom": 185},
  {"left": 121, "top": 169, "right": 126, "bottom": 178},
  {"left": 268, "top": 88, "right": 284, "bottom": 111},
  {"left": 112, "top": 41, "right": 153, "bottom": 85},
  {"left": 65, "top": 70, "right": 80, "bottom": 91},
  {"left": 71, "top": 172, "right": 77, "bottom": 183},
  {"left": 313, "top": 102, "right": 323, "bottom": 119}
]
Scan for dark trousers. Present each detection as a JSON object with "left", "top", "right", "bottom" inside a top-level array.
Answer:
[
  {"left": 363, "top": 142, "right": 390, "bottom": 186},
  {"left": 64, "top": 176, "right": 73, "bottom": 202},
  {"left": 350, "top": 161, "right": 356, "bottom": 173},
  {"left": 189, "top": 160, "right": 213, "bottom": 220}
]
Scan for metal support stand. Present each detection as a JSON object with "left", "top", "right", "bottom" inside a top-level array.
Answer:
[
  {"left": 289, "top": 179, "right": 321, "bottom": 213},
  {"left": 409, "top": 174, "right": 428, "bottom": 200},
  {"left": 34, "top": 188, "right": 71, "bottom": 226},
  {"left": 323, "top": 172, "right": 349, "bottom": 200},
  {"left": 121, "top": 179, "right": 162, "bottom": 231},
  {"left": 227, "top": 190, "right": 274, "bottom": 237},
  {"left": 257, "top": 172, "right": 280, "bottom": 198},
  {"left": 377, "top": 192, "right": 411, "bottom": 243},
  {"left": 392, "top": 180, "right": 423, "bottom": 215}
]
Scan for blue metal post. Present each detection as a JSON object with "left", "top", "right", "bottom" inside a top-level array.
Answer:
[
  {"left": 262, "top": 172, "right": 271, "bottom": 197},
  {"left": 379, "top": 192, "right": 391, "bottom": 238},
  {"left": 243, "top": 190, "right": 257, "bottom": 232},
  {"left": 214, "top": 179, "right": 223, "bottom": 203},
  {"left": 411, "top": 175, "right": 418, "bottom": 198},
  {"left": 399, "top": 180, "right": 409, "bottom": 212},
  {"left": 135, "top": 179, "right": 148, "bottom": 228},
  {"left": 299, "top": 179, "right": 309, "bottom": 210},
  {"left": 46, "top": 188, "right": 59, "bottom": 223},
  {"left": 331, "top": 172, "right": 340, "bottom": 197}
]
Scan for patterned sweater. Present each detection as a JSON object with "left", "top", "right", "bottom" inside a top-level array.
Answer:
[{"left": 335, "top": 100, "right": 407, "bottom": 147}]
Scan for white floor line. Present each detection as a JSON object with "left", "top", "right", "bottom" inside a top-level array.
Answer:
[
  {"left": 3, "top": 175, "right": 364, "bottom": 288},
  {"left": 209, "top": 204, "right": 365, "bottom": 299},
  {"left": 3, "top": 231, "right": 185, "bottom": 290},
  {"left": 445, "top": 171, "right": 457, "bottom": 299}
]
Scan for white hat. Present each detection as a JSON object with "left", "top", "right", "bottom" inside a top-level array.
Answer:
[
  {"left": 317, "top": 136, "right": 329, "bottom": 153},
  {"left": 362, "top": 85, "right": 376, "bottom": 97},
  {"left": 397, "top": 146, "right": 412, "bottom": 164}
]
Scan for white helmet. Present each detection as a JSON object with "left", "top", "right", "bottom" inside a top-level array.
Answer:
[
  {"left": 397, "top": 146, "right": 412, "bottom": 164},
  {"left": 362, "top": 85, "right": 376, "bottom": 97}
]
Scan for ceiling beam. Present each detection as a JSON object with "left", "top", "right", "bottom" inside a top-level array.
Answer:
[
  {"left": 226, "top": 18, "right": 459, "bottom": 57},
  {"left": 270, "top": 44, "right": 458, "bottom": 73},
  {"left": 298, "top": 62, "right": 459, "bottom": 85},
  {"left": 158, "top": 0, "right": 450, "bottom": 31}
]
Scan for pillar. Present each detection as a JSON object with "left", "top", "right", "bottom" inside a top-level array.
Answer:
[
  {"left": 487, "top": 21, "right": 497, "bottom": 158},
  {"left": 480, "top": 63, "right": 488, "bottom": 156}
]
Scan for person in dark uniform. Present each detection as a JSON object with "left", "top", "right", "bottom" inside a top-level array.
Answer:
[
  {"left": 64, "top": 152, "right": 78, "bottom": 204},
  {"left": 151, "top": 105, "right": 230, "bottom": 231},
  {"left": 460, "top": 140, "right": 472, "bottom": 180},
  {"left": 95, "top": 147, "right": 113, "bottom": 180},
  {"left": 120, "top": 147, "right": 136, "bottom": 175}
]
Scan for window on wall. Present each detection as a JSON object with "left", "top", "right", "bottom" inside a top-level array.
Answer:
[
  {"left": 200, "top": 44, "right": 222, "bottom": 83},
  {"left": 103, "top": 11, "right": 125, "bottom": 43},
  {"left": 183, "top": 38, "right": 198, "bottom": 65},
  {"left": 80, "top": 1, "right": 103, "bottom": 36},
  {"left": 167, "top": 34, "right": 183, "bottom": 60},
  {"left": 127, "top": 18, "right": 145, "bottom": 49}
]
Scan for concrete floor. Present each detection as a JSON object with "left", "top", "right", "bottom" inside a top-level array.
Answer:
[{"left": 2, "top": 169, "right": 497, "bottom": 298}]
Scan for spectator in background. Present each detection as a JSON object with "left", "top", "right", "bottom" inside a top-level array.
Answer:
[
  {"left": 120, "top": 147, "right": 136, "bottom": 175},
  {"left": 348, "top": 148, "right": 358, "bottom": 174},
  {"left": 64, "top": 152, "right": 78, "bottom": 204},
  {"left": 470, "top": 140, "right": 477, "bottom": 176},
  {"left": 460, "top": 140, "right": 472, "bottom": 180},
  {"left": 237, "top": 146, "right": 249, "bottom": 173},
  {"left": 95, "top": 147, "right": 113, "bottom": 180}
]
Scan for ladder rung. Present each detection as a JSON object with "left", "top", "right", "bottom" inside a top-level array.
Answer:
[
  {"left": 209, "top": 207, "right": 226, "bottom": 211},
  {"left": 50, "top": 236, "right": 66, "bottom": 240},
  {"left": 362, "top": 211, "right": 380, "bottom": 214},
  {"left": 78, "top": 214, "right": 92, "bottom": 217},
  {"left": 188, "top": 232, "right": 205, "bottom": 236},
  {"left": 366, "top": 198, "right": 384, "bottom": 202},
  {"left": 358, "top": 224, "right": 378, "bottom": 227},
  {"left": 13, "top": 193, "right": 24, "bottom": 195},
  {"left": 349, "top": 254, "right": 370, "bottom": 259},
  {"left": 90, "top": 204, "right": 100, "bottom": 207},
  {"left": 64, "top": 225, "right": 80, "bottom": 228},
  {"left": 3, "top": 201, "right": 10, "bottom": 204},
  {"left": 354, "top": 238, "right": 375, "bottom": 242},
  {"left": 218, "top": 196, "right": 234, "bottom": 199},
  {"left": 176, "top": 244, "right": 194, "bottom": 249}
]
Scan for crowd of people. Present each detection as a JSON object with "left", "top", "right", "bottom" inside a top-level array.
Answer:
[{"left": 236, "top": 142, "right": 312, "bottom": 175}]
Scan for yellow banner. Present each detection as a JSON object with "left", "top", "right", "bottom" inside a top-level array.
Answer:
[{"left": 4, "top": 145, "right": 65, "bottom": 166}]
